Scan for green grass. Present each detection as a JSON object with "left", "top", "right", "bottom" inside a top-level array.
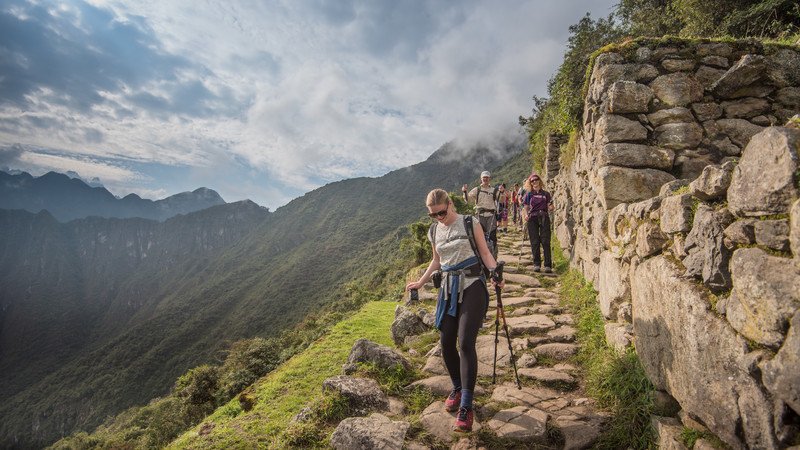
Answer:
[
  {"left": 552, "top": 242, "right": 656, "bottom": 449},
  {"left": 168, "top": 300, "right": 397, "bottom": 449}
]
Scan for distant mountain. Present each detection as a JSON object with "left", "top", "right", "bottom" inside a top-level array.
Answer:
[
  {"left": 0, "top": 170, "right": 227, "bottom": 222},
  {"left": 0, "top": 135, "right": 526, "bottom": 448}
]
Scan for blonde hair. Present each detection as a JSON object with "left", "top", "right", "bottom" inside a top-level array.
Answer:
[{"left": 426, "top": 188, "right": 450, "bottom": 207}]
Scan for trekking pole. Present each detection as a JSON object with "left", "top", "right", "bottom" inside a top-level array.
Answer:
[{"left": 491, "top": 262, "right": 522, "bottom": 389}]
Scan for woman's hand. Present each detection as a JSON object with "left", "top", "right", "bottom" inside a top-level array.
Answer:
[
  {"left": 405, "top": 281, "right": 424, "bottom": 291},
  {"left": 490, "top": 277, "right": 505, "bottom": 290}
]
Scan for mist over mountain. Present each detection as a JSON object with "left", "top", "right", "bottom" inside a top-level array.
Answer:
[
  {"left": 0, "top": 170, "right": 227, "bottom": 222},
  {"left": 0, "top": 135, "right": 527, "bottom": 448}
]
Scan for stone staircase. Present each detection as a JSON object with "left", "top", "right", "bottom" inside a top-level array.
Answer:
[{"left": 327, "top": 226, "right": 611, "bottom": 449}]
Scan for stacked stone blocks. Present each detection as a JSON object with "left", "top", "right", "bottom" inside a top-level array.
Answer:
[{"left": 551, "top": 39, "right": 800, "bottom": 449}]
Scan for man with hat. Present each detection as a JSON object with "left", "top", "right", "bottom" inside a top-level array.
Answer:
[
  {"left": 462, "top": 171, "right": 499, "bottom": 258},
  {"left": 522, "top": 173, "right": 554, "bottom": 273}
]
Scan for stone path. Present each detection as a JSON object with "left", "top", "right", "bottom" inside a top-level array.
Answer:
[
  {"left": 325, "top": 226, "right": 611, "bottom": 449},
  {"left": 405, "top": 226, "right": 610, "bottom": 449}
]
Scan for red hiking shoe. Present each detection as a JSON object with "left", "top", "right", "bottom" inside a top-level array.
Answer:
[
  {"left": 454, "top": 407, "right": 474, "bottom": 432},
  {"left": 444, "top": 389, "right": 461, "bottom": 412}
]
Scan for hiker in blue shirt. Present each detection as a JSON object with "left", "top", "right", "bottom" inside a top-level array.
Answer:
[
  {"left": 405, "top": 188, "right": 503, "bottom": 432},
  {"left": 522, "top": 173, "right": 554, "bottom": 273}
]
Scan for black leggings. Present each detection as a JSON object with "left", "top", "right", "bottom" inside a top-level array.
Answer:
[
  {"left": 439, "top": 281, "right": 489, "bottom": 392},
  {"left": 528, "top": 214, "right": 552, "bottom": 268}
]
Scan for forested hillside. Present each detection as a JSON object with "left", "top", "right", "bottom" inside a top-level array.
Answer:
[{"left": 0, "top": 137, "right": 525, "bottom": 448}]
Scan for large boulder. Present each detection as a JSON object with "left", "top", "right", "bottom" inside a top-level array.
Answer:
[
  {"left": 648, "top": 106, "right": 695, "bottom": 127},
  {"left": 595, "top": 166, "right": 675, "bottom": 210},
  {"left": 688, "top": 161, "right": 735, "bottom": 201},
  {"left": 760, "top": 312, "right": 800, "bottom": 414},
  {"left": 710, "top": 54, "right": 767, "bottom": 98},
  {"left": 607, "top": 81, "right": 653, "bottom": 113},
  {"left": 721, "top": 97, "right": 770, "bottom": 119},
  {"left": 659, "top": 194, "right": 694, "bottom": 234},
  {"left": 595, "top": 114, "right": 648, "bottom": 144},
  {"left": 636, "top": 220, "right": 668, "bottom": 258},
  {"left": 725, "top": 248, "right": 800, "bottom": 348},
  {"left": 632, "top": 256, "right": 778, "bottom": 449},
  {"left": 330, "top": 413, "right": 410, "bottom": 450},
  {"left": 715, "top": 118, "right": 764, "bottom": 148},
  {"left": 589, "top": 62, "right": 659, "bottom": 102},
  {"left": 651, "top": 73, "right": 704, "bottom": 107},
  {"left": 344, "top": 339, "right": 412, "bottom": 374},
  {"left": 766, "top": 48, "right": 800, "bottom": 87},
  {"left": 322, "top": 376, "right": 389, "bottom": 415},
  {"left": 691, "top": 102, "right": 723, "bottom": 121},
  {"left": 598, "top": 143, "right": 674, "bottom": 170},
  {"left": 597, "top": 251, "right": 629, "bottom": 319},
  {"left": 728, "top": 127, "right": 800, "bottom": 217},
  {"left": 390, "top": 306, "right": 429, "bottom": 346},
  {"left": 655, "top": 122, "right": 704, "bottom": 150},
  {"left": 683, "top": 205, "right": 734, "bottom": 292}
]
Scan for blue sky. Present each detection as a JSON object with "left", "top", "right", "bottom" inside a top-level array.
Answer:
[{"left": 0, "top": 0, "right": 616, "bottom": 209}]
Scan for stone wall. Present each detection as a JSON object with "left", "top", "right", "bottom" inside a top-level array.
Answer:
[
  {"left": 550, "top": 39, "right": 800, "bottom": 449},
  {"left": 544, "top": 133, "right": 567, "bottom": 183}
]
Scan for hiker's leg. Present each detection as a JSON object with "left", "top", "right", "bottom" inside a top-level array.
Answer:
[
  {"left": 457, "top": 282, "right": 488, "bottom": 407},
  {"left": 528, "top": 217, "right": 542, "bottom": 266},
  {"left": 542, "top": 216, "right": 552, "bottom": 268},
  {"left": 439, "top": 312, "right": 461, "bottom": 389}
]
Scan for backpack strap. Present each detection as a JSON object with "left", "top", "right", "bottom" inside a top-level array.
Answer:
[
  {"left": 492, "top": 185, "right": 499, "bottom": 201},
  {"left": 463, "top": 216, "right": 485, "bottom": 273}
]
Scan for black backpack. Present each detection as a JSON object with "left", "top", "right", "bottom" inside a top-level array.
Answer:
[{"left": 429, "top": 215, "right": 491, "bottom": 277}]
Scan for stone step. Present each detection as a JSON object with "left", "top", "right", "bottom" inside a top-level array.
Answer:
[
  {"left": 419, "top": 401, "right": 482, "bottom": 442},
  {"left": 531, "top": 343, "right": 579, "bottom": 360},
  {"left": 486, "top": 406, "right": 549, "bottom": 442},
  {"left": 504, "top": 314, "right": 556, "bottom": 336},
  {"left": 498, "top": 295, "right": 537, "bottom": 307},
  {"left": 517, "top": 367, "right": 577, "bottom": 387},
  {"left": 407, "top": 375, "right": 486, "bottom": 397},
  {"left": 503, "top": 273, "right": 541, "bottom": 287}
]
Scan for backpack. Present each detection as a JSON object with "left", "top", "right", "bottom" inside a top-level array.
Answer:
[
  {"left": 429, "top": 215, "right": 491, "bottom": 277},
  {"left": 475, "top": 185, "right": 500, "bottom": 204}
]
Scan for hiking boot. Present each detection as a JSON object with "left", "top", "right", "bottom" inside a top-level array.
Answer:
[
  {"left": 444, "top": 389, "right": 462, "bottom": 412},
  {"left": 454, "top": 407, "right": 474, "bottom": 432},
  {"left": 532, "top": 266, "right": 542, "bottom": 272},
  {"left": 543, "top": 267, "right": 552, "bottom": 273}
]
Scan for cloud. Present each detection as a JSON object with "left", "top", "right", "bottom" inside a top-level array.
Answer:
[
  {"left": 0, "top": 143, "right": 25, "bottom": 166},
  {"left": 0, "top": 0, "right": 618, "bottom": 209}
]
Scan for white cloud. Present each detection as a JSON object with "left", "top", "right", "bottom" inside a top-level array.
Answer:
[{"left": 2, "top": 0, "right": 618, "bottom": 209}]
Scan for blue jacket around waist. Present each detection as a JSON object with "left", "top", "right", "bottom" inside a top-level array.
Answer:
[{"left": 434, "top": 256, "right": 484, "bottom": 329}]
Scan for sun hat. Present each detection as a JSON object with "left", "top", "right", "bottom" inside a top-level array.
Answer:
[{"left": 481, "top": 171, "right": 491, "bottom": 178}]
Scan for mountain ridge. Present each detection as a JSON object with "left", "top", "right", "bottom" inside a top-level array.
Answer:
[
  {"left": 0, "top": 170, "right": 228, "bottom": 222},
  {"left": 0, "top": 135, "right": 529, "bottom": 448}
]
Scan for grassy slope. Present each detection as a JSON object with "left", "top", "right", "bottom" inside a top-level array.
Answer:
[{"left": 169, "top": 300, "right": 396, "bottom": 449}]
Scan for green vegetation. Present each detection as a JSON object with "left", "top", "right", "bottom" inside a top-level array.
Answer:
[
  {"left": 617, "top": 0, "right": 800, "bottom": 41},
  {"left": 520, "top": 13, "right": 623, "bottom": 171},
  {"left": 520, "top": 1, "right": 800, "bottom": 171},
  {"left": 3, "top": 139, "right": 525, "bottom": 448},
  {"left": 168, "top": 300, "right": 397, "bottom": 449},
  {"left": 553, "top": 240, "right": 656, "bottom": 449},
  {"left": 50, "top": 278, "right": 386, "bottom": 450}
]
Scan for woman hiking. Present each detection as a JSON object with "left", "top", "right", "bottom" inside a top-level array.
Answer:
[
  {"left": 405, "top": 188, "right": 504, "bottom": 432},
  {"left": 522, "top": 173, "right": 554, "bottom": 273}
]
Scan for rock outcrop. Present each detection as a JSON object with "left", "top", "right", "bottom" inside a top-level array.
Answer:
[{"left": 552, "top": 39, "right": 800, "bottom": 449}]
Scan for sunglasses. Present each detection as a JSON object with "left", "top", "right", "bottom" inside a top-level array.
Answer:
[{"left": 428, "top": 205, "right": 449, "bottom": 218}]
